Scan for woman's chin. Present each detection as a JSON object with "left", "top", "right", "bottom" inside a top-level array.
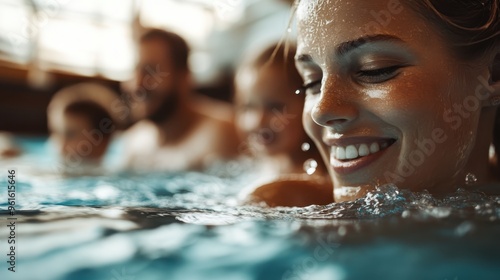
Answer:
[{"left": 333, "top": 184, "right": 377, "bottom": 202}]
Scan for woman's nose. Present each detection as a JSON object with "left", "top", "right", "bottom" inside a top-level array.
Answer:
[{"left": 311, "top": 78, "right": 359, "bottom": 130}]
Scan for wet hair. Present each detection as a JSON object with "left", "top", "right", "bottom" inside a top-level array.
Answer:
[
  {"left": 402, "top": 0, "right": 500, "bottom": 172},
  {"left": 64, "top": 101, "right": 113, "bottom": 137},
  {"left": 140, "top": 29, "right": 190, "bottom": 72},
  {"left": 404, "top": 0, "right": 499, "bottom": 60}
]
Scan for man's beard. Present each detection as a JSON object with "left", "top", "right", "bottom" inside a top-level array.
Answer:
[{"left": 146, "top": 91, "right": 180, "bottom": 124}]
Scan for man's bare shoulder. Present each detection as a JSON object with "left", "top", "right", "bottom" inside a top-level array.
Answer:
[
  {"left": 121, "top": 121, "right": 159, "bottom": 157},
  {"left": 123, "top": 121, "right": 156, "bottom": 139}
]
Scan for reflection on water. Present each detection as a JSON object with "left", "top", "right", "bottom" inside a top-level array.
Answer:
[{"left": 0, "top": 169, "right": 499, "bottom": 279}]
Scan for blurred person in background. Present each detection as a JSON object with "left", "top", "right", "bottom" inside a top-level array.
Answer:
[
  {"left": 235, "top": 43, "right": 332, "bottom": 207},
  {"left": 48, "top": 83, "right": 124, "bottom": 173},
  {"left": 122, "top": 29, "right": 239, "bottom": 172}
]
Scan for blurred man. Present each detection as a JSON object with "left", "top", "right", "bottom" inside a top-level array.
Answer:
[{"left": 122, "top": 29, "right": 239, "bottom": 171}]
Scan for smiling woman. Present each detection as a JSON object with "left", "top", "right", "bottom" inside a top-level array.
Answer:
[{"left": 294, "top": 0, "right": 500, "bottom": 201}]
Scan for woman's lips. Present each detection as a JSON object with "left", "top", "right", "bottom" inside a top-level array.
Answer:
[{"left": 328, "top": 138, "right": 396, "bottom": 174}]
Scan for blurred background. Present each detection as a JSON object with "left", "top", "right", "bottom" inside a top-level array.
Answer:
[{"left": 0, "top": 0, "right": 294, "bottom": 134}]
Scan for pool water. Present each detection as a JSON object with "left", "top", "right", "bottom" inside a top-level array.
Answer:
[{"left": 0, "top": 137, "right": 499, "bottom": 280}]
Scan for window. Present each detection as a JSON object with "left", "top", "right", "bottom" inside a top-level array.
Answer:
[
  {"left": 0, "top": 0, "right": 135, "bottom": 80},
  {"left": 0, "top": 0, "right": 291, "bottom": 83}
]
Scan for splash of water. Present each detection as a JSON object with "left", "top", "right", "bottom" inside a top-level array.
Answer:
[
  {"left": 303, "top": 159, "right": 318, "bottom": 175},
  {"left": 465, "top": 173, "right": 478, "bottom": 185},
  {"left": 6, "top": 171, "right": 500, "bottom": 223}
]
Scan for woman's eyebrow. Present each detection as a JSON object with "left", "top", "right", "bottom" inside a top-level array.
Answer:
[
  {"left": 336, "top": 34, "right": 405, "bottom": 56},
  {"left": 295, "top": 34, "right": 406, "bottom": 64}
]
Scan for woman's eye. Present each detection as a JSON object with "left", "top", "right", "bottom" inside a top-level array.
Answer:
[
  {"left": 356, "top": 65, "right": 402, "bottom": 83},
  {"left": 301, "top": 80, "right": 322, "bottom": 95}
]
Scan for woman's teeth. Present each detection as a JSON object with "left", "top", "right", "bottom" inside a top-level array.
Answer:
[{"left": 333, "top": 141, "right": 391, "bottom": 161}]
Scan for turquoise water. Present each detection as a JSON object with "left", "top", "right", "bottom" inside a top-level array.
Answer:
[{"left": 0, "top": 137, "right": 500, "bottom": 280}]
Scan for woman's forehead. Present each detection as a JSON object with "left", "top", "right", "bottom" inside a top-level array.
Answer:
[{"left": 295, "top": 0, "right": 431, "bottom": 60}]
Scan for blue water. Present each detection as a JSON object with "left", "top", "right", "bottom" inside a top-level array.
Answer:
[{"left": 0, "top": 137, "right": 499, "bottom": 280}]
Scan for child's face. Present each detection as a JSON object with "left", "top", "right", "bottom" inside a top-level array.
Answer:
[
  {"left": 235, "top": 65, "right": 306, "bottom": 156},
  {"left": 50, "top": 112, "right": 107, "bottom": 163}
]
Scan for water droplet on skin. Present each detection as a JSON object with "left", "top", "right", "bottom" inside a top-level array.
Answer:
[
  {"left": 338, "top": 226, "right": 347, "bottom": 236},
  {"left": 465, "top": 173, "right": 478, "bottom": 185},
  {"left": 455, "top": 221, "right": 474, "bottom": 237},
  {"left": 301, "top": 142, "right": 311, "bottom": 152},
  {"left": 303, "top": 159, "right": 318, "bottom": 175}
]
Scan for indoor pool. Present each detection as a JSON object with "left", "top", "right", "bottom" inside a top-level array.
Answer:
[{"left": 1, "top": 137, "right": 500, "bottom": 280}]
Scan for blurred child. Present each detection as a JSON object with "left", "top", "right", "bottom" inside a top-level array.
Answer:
[
  {"left": 235, "top": 43, "right": 333, "bottom": 207},
  {"left": 47, "top": 83, "right": 124, "bottom": 172}
]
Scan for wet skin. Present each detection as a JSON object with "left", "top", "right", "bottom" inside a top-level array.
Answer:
[{"left": 295, "top": 0, "right": 497, "bottom": 201}]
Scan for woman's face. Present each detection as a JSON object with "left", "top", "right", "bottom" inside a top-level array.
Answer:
[
  {"left": 296, "top": 0, "right": 490, "bottom": 200},
  {"left": 235, "top": 65, "right": 307, "bottom": 156}
]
